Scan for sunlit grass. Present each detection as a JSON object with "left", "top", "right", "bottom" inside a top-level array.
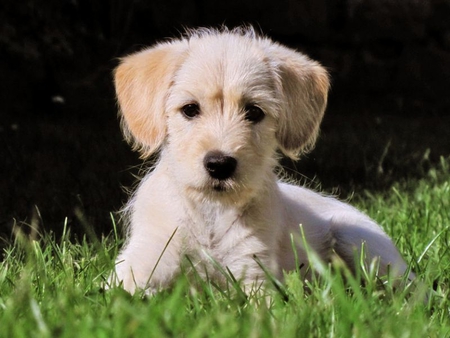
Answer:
[{"left": 1, "top": 158, "right": 449, "bottom": 337}]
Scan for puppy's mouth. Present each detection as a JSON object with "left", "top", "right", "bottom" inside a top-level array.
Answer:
[
  {"left": 213, "top": 184, "right": 225, "bottom": 192},
  {"left": 211, "top": 180, "right": 232, "bottom": 192},
  {"left": 189, "top": 178, "right": 236, "bottom": 195}
]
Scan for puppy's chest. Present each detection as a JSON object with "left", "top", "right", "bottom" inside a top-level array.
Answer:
[
  {"left": 183, "top": 209, "right": 277, "bottom": 267},
  {"left": 176, "top": 203, "right": 281, "bottom": 283},
  {"left": 180, "top": 208, "right": 245, "bottom": 256}
]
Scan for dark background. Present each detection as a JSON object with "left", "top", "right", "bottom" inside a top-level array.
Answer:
[{"left": 1, "top": 0, "right": 449, "bottom": 240}]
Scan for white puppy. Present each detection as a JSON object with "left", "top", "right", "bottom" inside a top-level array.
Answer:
[{"left": 111, "top": 27, "right": 411, "bottom": 294}]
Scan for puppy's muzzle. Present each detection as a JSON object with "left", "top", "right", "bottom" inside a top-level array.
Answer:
[{"left": 204, "top": 151, "right": 237, "bottom": 181}]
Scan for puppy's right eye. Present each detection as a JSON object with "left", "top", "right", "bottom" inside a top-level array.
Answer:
[{"left": 181, "top": 104, "right": 200, "bottom": 119}]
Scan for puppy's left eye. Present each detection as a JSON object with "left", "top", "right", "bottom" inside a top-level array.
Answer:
[{"left": 244, "top": 105, "right": 265, "bottom": 123}]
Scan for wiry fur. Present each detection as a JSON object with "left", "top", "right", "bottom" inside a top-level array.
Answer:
[{"left": 111, "top": 27, "right": 412, "bottom": 294}]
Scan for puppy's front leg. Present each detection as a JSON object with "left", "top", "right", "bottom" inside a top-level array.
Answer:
[{"left": 112, "top": 225, "right": 182, "bottom": 295}]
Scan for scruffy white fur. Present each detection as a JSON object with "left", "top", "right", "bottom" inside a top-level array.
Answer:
[{"left": 111, "top": 27, "right": 411, "bottom": 294}]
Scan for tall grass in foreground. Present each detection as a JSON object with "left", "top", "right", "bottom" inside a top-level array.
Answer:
[{"left": 1, "top": 158, "right": 449, "bottom": 337}]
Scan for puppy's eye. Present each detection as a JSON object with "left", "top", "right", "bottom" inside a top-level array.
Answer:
[
  {"left": 244, "top": 105, "right": 265, "bottom": 123},
  {"left": 181, "top": 103, "right": 200, "bottom": 119}
]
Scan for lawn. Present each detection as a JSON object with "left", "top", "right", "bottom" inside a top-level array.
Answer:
[{"left": 0, "top": 158, "right": 449, "bottom": 337}]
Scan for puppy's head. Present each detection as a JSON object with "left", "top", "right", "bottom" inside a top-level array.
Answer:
[{"left": 115, "top": 27, "right": 329, "bottom": 204}]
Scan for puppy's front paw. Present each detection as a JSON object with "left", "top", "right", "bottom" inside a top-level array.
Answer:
[{"left": 108, "top": 264, "right": 147, "bottom": 295}]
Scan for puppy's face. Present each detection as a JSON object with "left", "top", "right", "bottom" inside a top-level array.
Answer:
[
  {"left": 164, "top": 37, "right": 281, "bottom": 204},
  {"left": 114, "top": 28, "right": 330, "bottom": 206}
]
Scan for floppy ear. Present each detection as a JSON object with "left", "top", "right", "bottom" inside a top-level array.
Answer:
[
  {"left": 267, "top": 43, "right": 330, "bottom": 160},
  {"left": 114, "top": 41, "right": 187, "bottom": 157}
]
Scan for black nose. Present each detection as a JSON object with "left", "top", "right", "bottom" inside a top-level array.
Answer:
[{"left": 203, "top": 151, "right": 237, "bottom": 180}]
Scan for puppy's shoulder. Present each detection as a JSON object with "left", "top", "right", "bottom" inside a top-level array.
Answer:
[
  {"left": 133, "top": 165, "right": 178, "bottom": 206},
  {"left": 277, "top": 181, "right": 366, "bottom": 221},
  {"left": 277, "top": 181, "right": 335, "bottom": 206}
]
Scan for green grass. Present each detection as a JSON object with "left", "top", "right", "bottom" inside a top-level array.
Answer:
[{"left": 1, "top": 158, "right": 449, "bottom": 337}]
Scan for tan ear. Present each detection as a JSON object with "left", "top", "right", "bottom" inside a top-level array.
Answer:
[
  {"left": 267, "top": 43, "right": 330, "bottom": 159},
  {"left": 114, "top": 41, "right": 187, "bottom": 157}
]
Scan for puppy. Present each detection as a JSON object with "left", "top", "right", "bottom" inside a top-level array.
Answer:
[{"left": 111, "top": 26, "right": 412, "bottom": 294}]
